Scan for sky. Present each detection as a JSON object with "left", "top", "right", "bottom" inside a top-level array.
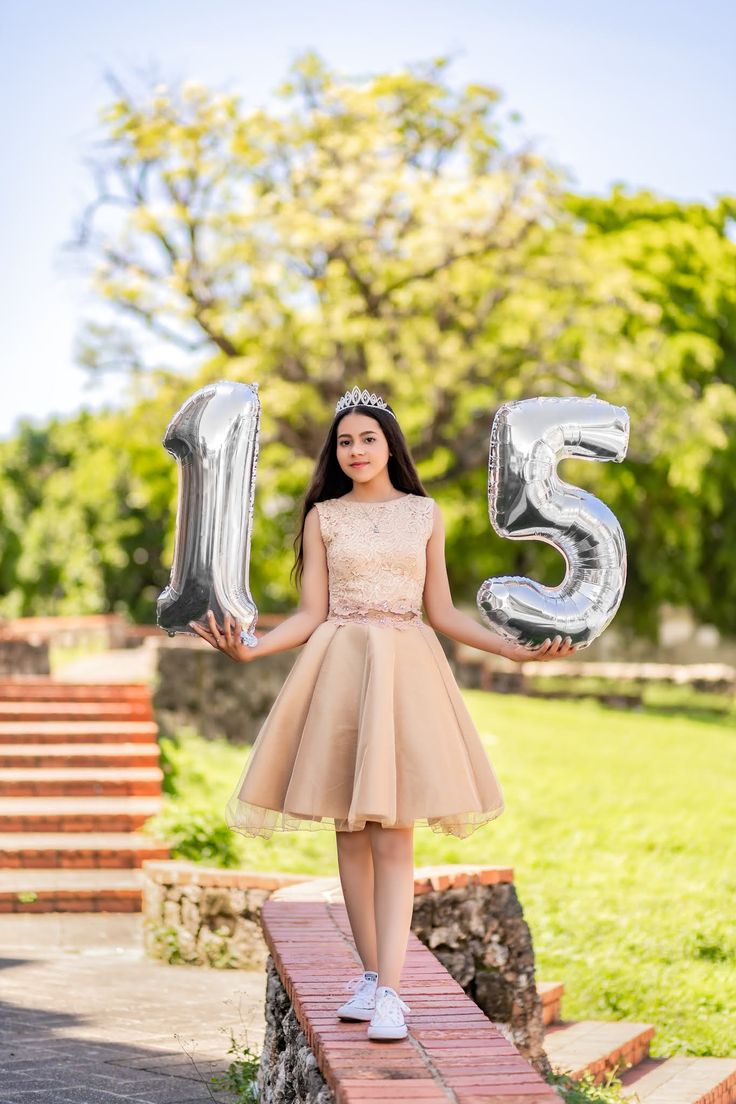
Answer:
[{"left": 1, "top": 0, "right": 734, "bottom": 441}]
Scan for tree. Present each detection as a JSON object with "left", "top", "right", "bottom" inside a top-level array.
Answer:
[{"left": 562, "top": 189, "right": 736, "bottom": 634}]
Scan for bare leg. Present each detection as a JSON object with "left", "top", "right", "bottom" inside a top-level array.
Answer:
[
  {"left": 335, "top": 825, "right": 378, "bottom": 973},
  {"left": 367, "top": 822, "right": 415, "bottom": 992}
]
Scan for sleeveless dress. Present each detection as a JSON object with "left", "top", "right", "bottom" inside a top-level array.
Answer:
[{"left": 225, "top": 493, "right": 505, "bottom": 840}]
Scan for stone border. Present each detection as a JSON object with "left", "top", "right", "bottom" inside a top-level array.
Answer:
[
  {"left": 260, "top": 893, "right": 558, "bottom": 1101},
  {"left": 142, "top": 859, "right": 548, "bottom": 1070}
]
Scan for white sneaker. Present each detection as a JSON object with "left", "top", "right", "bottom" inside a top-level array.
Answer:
[
  {"left": 366, "top": 985, "right": 411, "bottom": 1040},
  {"left": 336, "top": 971, "right": 378, "bottom": 1020}
]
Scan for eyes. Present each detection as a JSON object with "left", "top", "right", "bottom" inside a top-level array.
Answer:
[{"left": 339, "top": 436, "right": 376, "bottom": 445}]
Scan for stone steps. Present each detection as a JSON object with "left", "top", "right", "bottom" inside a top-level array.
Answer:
[
  {"left": 0, "top": 679, "right": 170, "bottom": 912},
  {"left": 539, "top": 983, "right": 736, "bottom": 1104},
  {"left": 0, "top": 742, "right": 162, "bottom": 767},
  {"left": 0, "top": 795, "right": 164, "bottom": 832},
  {"left": 0, "top": 765, "right": 164, "bottom": 796},
  {"left": 0, "top": 679, "right": 152, "bottom": 702},
  {"left": 537, "top": 979, "right": 564, "bottom": 1025},
  {"left": 619, "top": 1057, "right": 736, "bottom": 1104},
  {"left": 0, "top": 720, "right": 159, "bottom": 743},
  {"left": 0, "top": 866, "right": 146, "bottom": 912},
  {"left": 544, "top": 1017, "right": 656, "bottom": 1079},
  {"left": 0, "top": 831, "right": 170, "bottom": 868},
  {"left": 0, "top": 701, "right": 152, "bottom": 721}
]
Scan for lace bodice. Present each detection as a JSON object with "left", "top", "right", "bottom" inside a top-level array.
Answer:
[{"left": 314, "top": 494, "right": 435, "bottom": 628}]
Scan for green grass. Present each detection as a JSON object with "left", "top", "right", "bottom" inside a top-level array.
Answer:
[{"left": 144, "top": 693, "right": 736, "bottom": 1059}]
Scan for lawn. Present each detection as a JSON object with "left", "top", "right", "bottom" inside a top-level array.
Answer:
[{"left": 145, "top": 691, "right": 736, "bottom": 1059}]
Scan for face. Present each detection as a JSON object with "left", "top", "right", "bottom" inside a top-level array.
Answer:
[{"left": 335, "top": 411, "right": 391, "bottom": 483}]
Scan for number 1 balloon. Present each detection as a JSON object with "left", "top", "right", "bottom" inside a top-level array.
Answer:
[
  {"left": 477, "top": 395, "right": 630, "bottom": 651},
  {"left": 156, "top": 380, "right": 260, "bottom": 647}
]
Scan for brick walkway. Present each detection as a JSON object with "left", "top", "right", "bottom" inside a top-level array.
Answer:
[{"left": 0, "top": 913, "right": 265, "bottom": 1103}]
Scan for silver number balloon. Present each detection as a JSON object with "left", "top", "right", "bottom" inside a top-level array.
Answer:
[
  {"left": 477, "top": 395, "right": 629, "bottom": 651},
  {"left": 156, "top": 380, "right": 260, "bottom": 646}
]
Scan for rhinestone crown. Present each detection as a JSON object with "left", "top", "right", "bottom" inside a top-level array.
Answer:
[{"left": 334, "top": 385, "right": 396, "bottom": 420}]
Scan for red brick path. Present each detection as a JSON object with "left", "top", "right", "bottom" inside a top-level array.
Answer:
[{"left": 261, "top": 892, "right": 560, "bottom": 1104}]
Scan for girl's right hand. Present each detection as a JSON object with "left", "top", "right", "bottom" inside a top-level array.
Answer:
[
  {"left": 189, "top": 610, "right": 260, "bottom": 663},
  {"left": 501, "top": 635, "right": 576, "bottom": 663}
]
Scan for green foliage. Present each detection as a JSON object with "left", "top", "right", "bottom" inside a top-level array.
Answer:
[
  {"left": 562, "top": 189, "right": 736, "bottom": 635},
  {"left": 141, "top": 800, "right": 242, "bottom": 867},
  {"left": 209, "top": 1029, "right": 260, "bottom": 1102},
  {"left": 0, "top": 403, "right": 175, "bottom": 619},
  {"left": 546, "top": 1068, "right": 633, "bottom": 1104},
  {"left": 141, "top": 726, "right": 248, "bottom": 866},
  {"left": 143, "top": 920, "right": 191, "bottom": 965}
]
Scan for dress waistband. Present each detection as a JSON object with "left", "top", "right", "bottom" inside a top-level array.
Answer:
[{"left": 326, "top": 608, "right": 424, "bottom": 628}]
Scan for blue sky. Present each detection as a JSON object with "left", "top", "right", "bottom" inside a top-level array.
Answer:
[{"left": 1, "top": 0, "right": 733, "bottom": 440}]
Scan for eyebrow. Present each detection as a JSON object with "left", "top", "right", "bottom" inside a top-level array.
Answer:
[{"left": 337, "top": 430, "right": 377, "bottom": 438}]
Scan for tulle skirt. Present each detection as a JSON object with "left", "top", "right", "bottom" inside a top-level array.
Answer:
[{"left": 225, "top": 618, "right": 505, "bottom": 840}]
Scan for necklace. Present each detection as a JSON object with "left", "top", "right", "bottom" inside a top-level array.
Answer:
[
  {"left": 360, "top": 505, "right": 381, "bottom": 534},
  {"left": 342, "top": 493, "right": 409, "bottom": 534}
]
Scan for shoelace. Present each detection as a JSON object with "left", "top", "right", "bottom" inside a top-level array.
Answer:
[
  {"left": 373, "top": 987, "right": 411, "bottom": 1024},
  {"left": 345, "top": 973, "right": 377, "bottom": 996}
]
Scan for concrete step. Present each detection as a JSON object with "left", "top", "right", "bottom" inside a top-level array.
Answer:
[
  {"left": 537, "top": 980, "right": 564, "bottom": 1025},
  {"left": 619, "top": 1056, "right": 736, "bottom": 1104},
  {"left": 0, "top": 766, "right": 164, "bottom": 797},
  {"left": 0, "top": 831, "right": 169, "bottom": 868},
  {"left": 0, "top": 742, "right": 161, "bottom": 767},
  {"left": 0, "top": 721, "right": 159, "bottom": 744},
  {"left": 0, "top": 701, "right": 152, "bottom": 721},
  {"left": 0, "top": 866, "right": 146, "bottom": 912},
  {"left": 0, "top": 680, "right": 151, "bottom": 702},
  {"left": 0, "top": 795, "right": 163, "bottom": 832},
  {"left": 544, "top": 1018, "right": 656, "bottom": 1081}
]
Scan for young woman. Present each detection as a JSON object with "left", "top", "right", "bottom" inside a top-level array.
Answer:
[{"left": 191, "top": 387, "right": 574, "bottom": 1042}]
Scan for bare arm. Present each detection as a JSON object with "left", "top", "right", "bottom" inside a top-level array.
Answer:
[
  {"left": 251, "top": 506, "right": 328, "bottom": 657},
  {"left": 190, "top": 505, "right": 329, "bottom": 662},
  {"left": 422, "top": 501, "right": 574, "bottom": 663}
]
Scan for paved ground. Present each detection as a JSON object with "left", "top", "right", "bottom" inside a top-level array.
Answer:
[
  {"left": 54, "top": 645, "right": 157, "bottom": 684},
  {"left": 0, "top": 913, "right": 266, "bottom": 1103}
]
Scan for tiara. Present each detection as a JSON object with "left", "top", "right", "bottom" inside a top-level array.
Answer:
[{"left": 334, "top": 385, "right": 396, "bottom": 419}]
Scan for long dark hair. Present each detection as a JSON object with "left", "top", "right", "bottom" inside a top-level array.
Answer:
[{"left": 290, "top": 401, "right": 429, "bottom": 591}]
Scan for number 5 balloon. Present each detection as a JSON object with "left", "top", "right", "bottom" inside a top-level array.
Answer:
[
  {"left": 156, "top": 380, "right": 260, "bottom": 646},
  {"left": 477, "top": 395, "right": 630, "bottom": 651}
]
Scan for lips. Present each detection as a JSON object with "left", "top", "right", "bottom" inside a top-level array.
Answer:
[{"left": 351, "top": 462, "right": 368, "bottom": 467}]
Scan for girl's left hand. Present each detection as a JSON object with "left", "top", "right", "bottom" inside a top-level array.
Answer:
[{"left": 502, "top": 635, "right": 576, "bottom": 662}]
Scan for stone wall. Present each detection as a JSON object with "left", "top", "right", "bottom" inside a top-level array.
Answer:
[
  {"left": 411, "top": 875, "right": 549, "bottom": 1070},
  {"left": 1, "top": 613, "right": 133, "bottom": 651},
  {"left": 142, "top": 861, "right": 549, "bottom": 1074},
  {"left": 141, "top": 862, "right": 309, "bottom": 967},
  {"left": 0, "top": 639, "right": 50, "bottom": 677},
  {"left": 153, "top": 638, "right": 299, "bottom": 744},
  {"left": 258, "top": 955, "right": 333, "bottom": 1104}
]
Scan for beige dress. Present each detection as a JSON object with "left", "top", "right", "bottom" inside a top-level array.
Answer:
[{"left": 225, "top": 493, "right": 505, "bottom": 840}]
